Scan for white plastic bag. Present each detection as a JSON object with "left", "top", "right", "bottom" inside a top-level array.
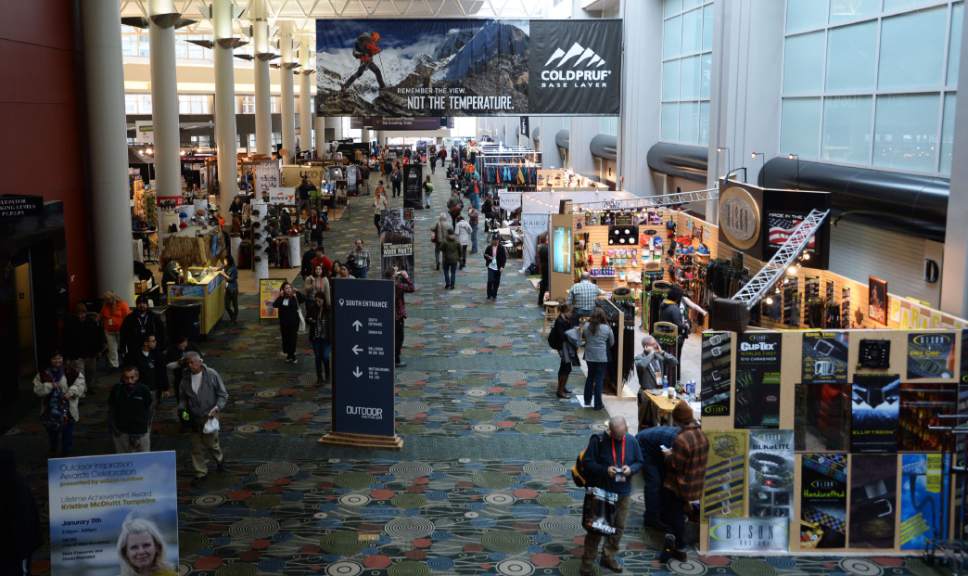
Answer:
[
  {"left": 297, "top": 307, "right": 308, "bottom": 334},
  {"left": 203, "top": 417, "right": 220, "bottom": 434}
]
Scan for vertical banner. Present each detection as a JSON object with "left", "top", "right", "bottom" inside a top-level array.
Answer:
[
  {"left": 851, "top": 374, "right": 900, "bottom": 453},
  {"left": 330, "top": 279, "right": 396, "bottom": 438},
  {"left": 380, "top": 208, "right": 415, "bottom": 280},
  {"left": 849, "top": 454, "right": 898, "bottom": 549},
  {"left": 701, "top": 332, "right": 732, "bottom": 417},
  {"left": 748, "top": 430, "right": 795, "bottom": 520},
  {"left": 899, "top": 453, "right": 949, "bottom": 550},
  {"left": 734, "top": 332, "right": 782, "bottom": 429},
  {"left": 48, "top": 451, "right": 179, "bottom": 576},
  {"left": 403, "top": 164, "right": 423, "bottom": 209},
  {"left": 519, "top": 116, "right": 530, "bottom": 137},
  {"left": 800, "top": 453, "right": 848, "bottom": 549},
  {"left": 258, "top": 278, "right": 286, "bottom": 319},
  {"left": 701, "top": 430, "right": 748, "bottom": 521}
]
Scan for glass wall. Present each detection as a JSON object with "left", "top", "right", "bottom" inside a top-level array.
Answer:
[
  {"left": 660, "top": 0, "right": 714, "bottom": 146},
  {"left": 178, "top": 95, "right": 211, "bottom": 114},
  {"left": 781, "top": 0, "right": 961, "bottom": 175}
]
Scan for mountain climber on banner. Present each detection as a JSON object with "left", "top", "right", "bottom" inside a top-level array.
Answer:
[{"left": 342, "top": 31, "right": 386, "bottom": 91}]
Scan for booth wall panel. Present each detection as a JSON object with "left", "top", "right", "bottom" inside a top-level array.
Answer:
[{"left": 0, "top": 0, "right": 91, "bottom": 306}]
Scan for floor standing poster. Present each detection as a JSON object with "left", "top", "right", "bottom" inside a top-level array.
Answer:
[
  {"left": 800, "top": 453, "right": 847, "bottom": 549},
  {"left": 748, "top": 430, "right": 795, "bottom": 520},
  {"left": 322, "top": 278, "right": 402, "bottom": 448},
  {"left": 701, "top": 332, "right": 732, "bottom": 417},
  {"left": 403, "top": 164, "right": 423, "bottom": 209},
  {"left": 701, "top": 430, "right": 748, "bottom": 521},
  {"left": 380, "top": 208, "right": 415, "bottom": 280},
  {"left": 258, "top": 278, "right": 286, "bottom": 319},
  {"left": 735, "top": 332, "right": 782, "bottom": 428},
  {"left": 48, "top": 451, "right": 178, "bottom": 576},
  {"left": 899, "top": 453, "right": 949, "bottom": 550},
  {"left": 849, "top": 454, "right": 898, "bottom": 549},
  {"left": 851, "top": 374, "right": 901, "bottom": 453}
]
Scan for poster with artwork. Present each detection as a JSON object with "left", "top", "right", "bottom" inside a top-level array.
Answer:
[
  {"left": 258, "top": 278, "right": 286, "bottom": 319},
  {"left": 735, "top": 332, "right": 782, "bottom": 429},
  {"left": 868, "top": 276, "right": 888, "bottom": 325},
  {"left": 900, "top": 453, "right": 949, "bottom": 550},
  {"left": 253, "top": 160, "right": 281, "bottom": 199},
  {"left": 802, "top": 332, "right": 848, "bottom": 385},
  {"left": 701, "top": 332, "right": 732, "bottom": 417},
  {"left": 795, "top": 382, "right": 850, "bottom": 451},
  {"left": 849, "top": 454, "right": 898, "bottom": 549},
  {"left": 701, "top": 431, "right": 748, "bottom": 521},
  {"left": 47, "top": 451, "right": 179, "bottom": 576},
  {"left": 907, "top": 332, "right": 956, "bottom": 380},
  {"left": 748, "top": 430, "right": 795, "bottom": 520},
  {"left": 380, "top": 208, "right": 415, "bottom": 280},
  {"left": 899, "top": 382, "right": 957, "bottom": 452},
  {"left": 800, "top": 453, "right": 847, "bottom": 549},
  {"left": 851, "top": 374, "right": 900, "bottom": 453}
]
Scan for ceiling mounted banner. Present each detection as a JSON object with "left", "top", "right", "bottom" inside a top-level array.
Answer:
[{"left": 316, "top": 19, "right": 622, "bottom": 117}]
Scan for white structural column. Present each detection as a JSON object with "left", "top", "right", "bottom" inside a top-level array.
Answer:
[
  {"left": 212, "top": 0, "right": 239, "bottom": 215},
  {"left": 940, "top": 5, "right": 968, "bottom": 317},
  {"left": 79, "top": 0, "right": 135, "bottom": 303},
  {"left": 705, "top": 0, "right": 784, "bottom": 221},
  {"left": 148, "top": 0, "right": 181, "bottom": 223},
  {"left": 568, "top": 117, "right": 598, "bottom": 177},
  {"left": 618, "top": 0, "right": 661, "bottom": 196},
  {"left": 298, "top": 34, "right": 314, "bottom": 154},
  {"left": 251, "top": 0, "right": 272, "bottom": 155},
  {"left": 279, "top": 22, "right": 297, "bottom": 162},
  {"left": 361, "top": 127, "right": 370, "bottom": 144},
  {"left": 314, "top": 117, "right": 326, "bottom": 157}
]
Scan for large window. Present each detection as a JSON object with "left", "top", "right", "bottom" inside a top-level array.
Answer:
[
  {"left": 125, "top": 94, "right": 152, "bottom": 114},
  {"left": 781, "top": 0, "right": 961, "bottom": 175},
  {"left": 178, "top": 95, "right": 211, "bottom": 115},
  {"left": 174, "top": 34, "right": 212, "bottom": 62},
  {"left": 660, "top": 0, "right": 714, "bottom": 146}
]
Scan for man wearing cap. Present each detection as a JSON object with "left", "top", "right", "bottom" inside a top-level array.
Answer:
[{"left": 659, "top": 403, "right": 709, "bottom": 563}]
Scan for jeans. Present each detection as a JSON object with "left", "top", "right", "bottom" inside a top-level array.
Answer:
[
  {"left": 470, "top": 223, "right": 479, "bottom": 253},
  {"left": 47, "top": 420, "right": 74, "bottom": 455},
  {"left": 395, "top": 318, "right": 405, "bottom": 363},
  {"left": 584, "top": 361, "right": 607, "bottom": 409},
  {"left": 443, "top": 262, "right": 457, "bottom": 288},
  {"left": 486, "top": 268, "right": 502, "bottom": 299},
  {"left": 470, "top": 192, "right": 481, "bottom": 211},
  {"left": 392, "top": 182, "right": 401, "bottom": 197},
  {"left": 459, "top": 245, "right": 468, "bottom": 268},
  {"left": 581, "top": 495, "right": 630, "bottom": 570},
  {"left": 225, "top": 287, "right": 239, "bottom": 321},
  {"left": 357, "top": 268, "right": 368, "bottom": 279},
  {"left": 311, "top": 337, "right": 331, "bottom": 380},
  {"left": 659, "top": 488, "right": 688, "bottom": 548}
]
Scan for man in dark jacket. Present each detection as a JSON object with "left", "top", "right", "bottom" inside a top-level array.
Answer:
[
  {"left": 108, "top": 365, "right": 153, "bottom": 453},
  {"left": 658, "top": 285, "right": 689, "bottom": 365},
  {"left": 580, "top": 416, "right": 644, "bottom": 575},
  {"left": 342, "top": 31, "right": 386, "bottom": 91},
  {"left": 119, "top": 295, "right": 164, "bottom": 360},
  {"left": 536, "top": 234, "right": 549, "bottom": 306},
  {"left": 636, "top": 425, "right": 680, "bottom": 530},
  {"left": 124, "top": 334, "right": 169, "bottom": 406},
  {"left": 393, "top": 268, "right": 415, "bottom": 368},
  {"left": 62, "top": 303, "right": 105, "bottom": 395},
  {"left": 483, "top": 235, "right": 507, "bottom": 301},
  {"left": 440, "top": 231, "right": 461, "bottom": 289},
  {"left": 166, "top": 335, "right": 200, "bottom": 392}
]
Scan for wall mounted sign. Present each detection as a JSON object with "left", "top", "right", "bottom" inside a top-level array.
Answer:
[
  {"left": 800, "top": 453, "right": 847, "bottom": 549},
  {"left": 718, "top": 183, "right": 762, "bottom": 253},
  {"left": 0, "top": 195, "right": 43, "bottom": 219},
  {"left": 701, "top": 430, "right": 747, "bottom": 521},
  {"left": 701, "top": 331, "right": 732, "bottom": 417},
  {"left": 708, "top": 517, "right": 789, "bottom": 553},
  {"left": 734, "top": 332, "right": 782, "bottom": 428}
]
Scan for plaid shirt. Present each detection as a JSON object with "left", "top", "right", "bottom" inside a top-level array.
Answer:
[
  {"left": 663, "top": 422, "right": 709, "bottom": 502},
  {"left": 567, "top": 280, "right": 602, "bottom": 311}
]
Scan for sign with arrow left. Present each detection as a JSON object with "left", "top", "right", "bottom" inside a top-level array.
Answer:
[{"left": 329, "top": 278, "right": 396, "bottom": 438}]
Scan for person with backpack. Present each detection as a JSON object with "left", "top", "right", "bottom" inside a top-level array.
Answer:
[
  {"left": 341, "top": 31, "right": 386, "bottom": 91},
  {"left": 577, "top": 416, "right": 643, "bottom": 575},
  {"left": 548, "top": 304, "right": 578, "bottom": 398},
  {"left": 33, "top": 351, "right": 86, "bottom": 457}
]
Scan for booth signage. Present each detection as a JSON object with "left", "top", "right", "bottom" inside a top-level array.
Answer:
[
  {"left": 735, "top": 332, "right": 781, "bottom": 428},
  {"left": 708, "top": 517, "right": 789, "bottom": 553},
  {"left": 352, "top": 117, "right": 447, "bottom": 131},
  {"left": 907, "top": 332, "right": 955, "bottom": 379},
  {"left": 800, "top": 453, "right": 847, "bottom": 549},
  {"left": 519, "top": 116, "right": 530, "bottom": 137},
  {"left": 748, "top": 430, "right": 795, "bottom": 520},
  {"left": 403, "top": 165, "right": 423, "bottom": 209},
  {"left": 851, "top": 374, "right": 900, "bottom": 453},
  {"left": 268, "top": 186, "right": 296, "bottom": 205},
  {"left": 331, "top": 279, "right": 396, "bottom": 437},
  {"left": 135, "top": 120, "right": 154, "bottom": 145},
  {"left": 718, "top": 184, "right": 762, "bottom": 253},
  {"left": 258, "top": 278, "right": 286, "bottom": 319},
  {"left": 763, "top": 189, "right": 831, "bottom": 269},
  {"left": 501, "top": 192, "right": 522, "bottom": 213},
  {"left": 701, "top": 331, "right": 732, "bottom": 417},
  {"left": 0, "top": 195, "right": 43, "bottom": 219},
  {"left": 254, "top": 160, "right": 281, "bottom": 198},
  {"left": 899, "top": 453, "right": 949, "bottom": 550},
  {"left": 802, "top": 332, "right": 848, "bottom": 385},
  {"left": 48, "top": 451, "right": 179, "bottom": 576},
  {"left": 701, "top": 430, "right": 747, "bottom": 521},
  {"left": 316, "top": 19, "right": 621, "bottom": 117},
  {"left": 849, "top": 454, "right": 898, "bottom": 548}
]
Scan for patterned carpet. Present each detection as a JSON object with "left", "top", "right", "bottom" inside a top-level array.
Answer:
[{"left": 3, "top": 165, "right": 951, "bottom": 575}]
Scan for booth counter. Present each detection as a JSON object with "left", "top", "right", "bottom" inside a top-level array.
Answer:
[{"left": 167, "top": 267, "right": 225, "bottom": 336}]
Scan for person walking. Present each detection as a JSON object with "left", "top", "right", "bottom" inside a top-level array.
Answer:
[
  {"left": 62, "top": 303, "right": 105, "bottom": 396},
  {"left": 483, "top": 235, "right": 507, "bottom": 301},
  {"left": 108, "top": 365, "right": 153, "bottom": 453},
  {"left": 373, "top": 184, "right": 389, "bottom": 234},
  {"left": 429, "top": 149, "right": 438, "bottom": 174},
  {"left": 347, "top": 239, "right": 371, "bottom": 279},
  {"left": 636, "top": 425, "right": 680, "bottom": 530},
  {"left": 390, "top": 165, "right": 402, "bottom": 198},
  {"left": 166, "top": 335, "right": 200, "bottom": 391},
  {"left": 124, "top": 333, "right": 170, "bottom": 409},
  {"left": 220, "top": 255, "right": 239, "bottom": 323},
  {"left": 579, "top": 416, "right": 644, "bottom": 575},
  {"left": 440, "top": 231, "right": 461, "bottom": 290},
  {"left": 581, "top": 308, "right": 614, "bottom": 410},
  {"left": 433, "top": 212, "right": 453, "bottom": 271},
  {"left": 306, "top": 290, "right": 331, "bottom": 385},
  {"left": 549, "top": 304, "right": 578, "bottom": 398},
  {"left": 438, "top": 147, "right": 448, "bottom": 169},
  {"left": 100, "top": 291, "right": 130, "bottom": 369},
  {"left": 272, "top": 282, "right": 305, "bottom": 363},
  {"left": 393, "top": 267, "right": 415, "bottom": 368},
  {"left": 423, "top": 175, "right": 434, "bottom": 209},
  {"left": 659, "top": 403, "right": 709, "bottom": 563},
  {"left": 537, "top": 233, "right": 549, "bottom": 306},
  {"left": 120, "top": 295, "right": 163, "bottom": 361},
  {"left": 33, "top": 351, "right": 86, "bottom": 457},
  {"left": 454, "top": 215, "right": 472, "bottom": 269},
  {"left": 468, "top": 208, "right": 480, "bottom": 255},
  {"left": 177, "top": 352, "right": 228, "bottom": 486}
]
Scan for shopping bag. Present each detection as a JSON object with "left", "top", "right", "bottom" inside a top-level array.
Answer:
[
  {"left": 203, "top": 417, "right": 220, "bottom": 435},
  {"left": 581, "top": 486, "right": 618, "bottom": 535},
  {"left": 297, "top": 307, "right": 308, "bottom": 334}
]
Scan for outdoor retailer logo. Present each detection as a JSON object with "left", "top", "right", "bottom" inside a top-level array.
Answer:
[
  {"left": 346, "top": 405, "right": 383, "bottom": 420},
  {"left": 540, "top": 41, "right": 612, "bottom": 87}
]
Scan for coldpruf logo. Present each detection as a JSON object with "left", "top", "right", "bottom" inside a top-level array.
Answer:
[
  {"left": 346, "top": 405, "right": 383, "bottom": 420},
  {"left": 540, "top": 41, "right": 612, "bottom": 87}
]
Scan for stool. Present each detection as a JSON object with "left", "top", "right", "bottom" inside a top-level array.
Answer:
[{"left": 543, "top": 300, "right": 559, "bottom": 333}]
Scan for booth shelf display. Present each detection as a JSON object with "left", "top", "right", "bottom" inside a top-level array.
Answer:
[{"left": 167, "top": 266, "right": 226, "bottom": 336}]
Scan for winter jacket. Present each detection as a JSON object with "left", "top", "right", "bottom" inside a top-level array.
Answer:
[
  {"left": 33, "top": 368, "right": 86, "bottom": 423},
  {"left": 178, "top": 365, "right": 228, "bottom": 426},
  {"left": 62, "top": 313, "right": 105, "bottom": 359},
  {"left": 455, "top": 220, "right": 472, "bottom": 246},
  {"left": 108, "top": 381, "right": 153, "bottom": 435},
  {"left": 440, "top": 238, "right": 461, "bottom": 264},
  {"left": 100, "top": 300, "right": 130, "bottom": 334}
]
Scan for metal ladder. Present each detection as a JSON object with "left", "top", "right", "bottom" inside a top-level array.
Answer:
[{"left": 730, "top": 208, "right": 830, "bottom": 309}]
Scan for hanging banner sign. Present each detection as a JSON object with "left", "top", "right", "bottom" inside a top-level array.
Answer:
[
  {"left": 48, "top": 451, "right": 179, "bottom": 576},
  {"left": 254, "top": 160, "right": 281, "bottom": 199},
  {"left": 500, "top": 192, "right": 522, "bottom": 213},
  {"left": 331, "top": 279, "right": 396, "bottom": 437},
  {"left": 135, "top": 121, "right": 154, "bottom": 145},
  {"left": 316, "top": 19, "right": 621, "bottom": 117}
]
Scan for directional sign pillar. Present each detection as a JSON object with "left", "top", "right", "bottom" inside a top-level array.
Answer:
[{"left": 319, "top": 278, "right": 402, "bottom": 449}]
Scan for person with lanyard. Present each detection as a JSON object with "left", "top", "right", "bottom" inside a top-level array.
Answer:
[
  {"left": 272, "top": 282, "right": 305, "bottom": 364},
  {"left": 579, "top": 416, "right": 644, "bottom": 575},
  {"left": 347, "top": 239, "right": 371, "bottom": 279},
  {"left": 120, "top": 295, "right": 163, "bottom": 361}
]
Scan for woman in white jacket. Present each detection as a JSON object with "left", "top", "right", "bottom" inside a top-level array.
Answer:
[
  {"left": 454, "top": 215, "right": 473, "bottom": 269},
  {"left": 33, "top": 351, "right": 86, "bottom": 456}
]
